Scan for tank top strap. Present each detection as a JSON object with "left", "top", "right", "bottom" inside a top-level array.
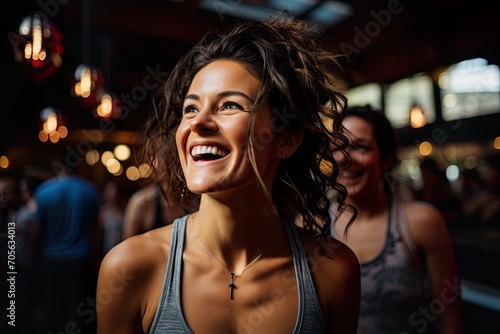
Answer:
[
  {"left": 283, "top": 221, "right": 326, "bottom": 333},
  {"left": 392, "top": 198, "right": 420, "bottom": 267},
  {"left": 149, "top": 215, "right": 192, "bottom": 333}
]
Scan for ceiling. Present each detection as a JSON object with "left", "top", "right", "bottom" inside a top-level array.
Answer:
[{"left": 2, "top": 0, "right": 500, "bottom": 171}]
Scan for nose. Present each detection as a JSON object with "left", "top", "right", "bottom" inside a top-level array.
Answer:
[
  {"left": 189, "top": 109, "right": 218, "bottom": 134},
  {"left": 333, "top": 148, "right": 353, "bottom": 172}
]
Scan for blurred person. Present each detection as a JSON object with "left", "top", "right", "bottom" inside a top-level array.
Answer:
[
  {"left": 16, "top": 173, "right": 44, "bottom": 268},
  {"left": 0, "top": 171, "right": 21, "bottom": 221},
  {"left": 122, "top": 140, "right": 199, "bottom": 239},
  {"left": 122, "top": 182, "right": 188, "bottom": 239},
  {"left": 0, "top": 171, "right": 21, "bottom": 263},
  {"left": 0, "top": 171, "right": 21, "bottom": 330},
  {"left": 32, "top": 153, "right": 100, "bottom": 334},
  {"left": 97, "top": 13, "right": 360, "bottom": 333},
  {"left": 463, "top": 153, "right": 500, "bottom": 226},
  {"left": 98, "top": 181, "right": 128, "bottom": 255},
  {"left": 457, "top": 167, "right": 486, "bottom": 204},
  {"left": 330, "top": 106, "right": 463, "bottom": 334},
  {"left": 413, "top": 157, "right": 462, "bottom": 226},
  {"left": 16, "top": 171, "right": 44, "bottom": 333}
]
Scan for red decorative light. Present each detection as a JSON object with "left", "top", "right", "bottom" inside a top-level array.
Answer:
[{"left": 9, "top": 13, "right": 64, "bottom": 81}]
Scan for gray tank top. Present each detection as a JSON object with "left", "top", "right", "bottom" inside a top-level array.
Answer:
[
  {"left": 334, "top": 199, "right": 433, "bottom": 334},
  {"left": 149, "top": 215, "right": 326, "bottom": 333}
]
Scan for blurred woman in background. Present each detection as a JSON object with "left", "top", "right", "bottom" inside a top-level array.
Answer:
[{"left": 330, "top": 105, "right": 463, "bottom": 334}]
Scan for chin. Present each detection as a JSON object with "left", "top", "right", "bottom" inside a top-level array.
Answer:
[
  {"left": 187, "top": 177, "right": 229, "bottom": 194},
  {"left": 343, "top": 179, "right": 364, "bottom": 196}
]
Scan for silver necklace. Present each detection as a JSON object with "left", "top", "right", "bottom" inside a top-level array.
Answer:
[{"left": 194, "top": 220, "right": 268, "bottom": 300}]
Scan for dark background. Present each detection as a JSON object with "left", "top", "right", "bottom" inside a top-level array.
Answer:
[{"left": 3, "top": 0, "right": 500, "bottom": 168}]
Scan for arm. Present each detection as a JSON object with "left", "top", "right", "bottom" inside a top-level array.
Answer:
[
  {"left": 324, "top": 241, "right": 361, "bottom": 334},
  {"left": 96, "top": 239, "right": 145, "bottom": 334},
  {"left": 408, "top": 202, "right": 463, "bottom": 334},
  {"left": 122, "top": 193, "right": 145, "bottom": 239},
  {"left": 330, "top": 244, "right": 361, "bottom": 334}
]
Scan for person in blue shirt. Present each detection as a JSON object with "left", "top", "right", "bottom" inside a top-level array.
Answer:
[{"left": 33, "top": 157, "right": 100, "bottom": 334}]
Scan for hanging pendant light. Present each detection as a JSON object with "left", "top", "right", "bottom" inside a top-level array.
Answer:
[
  {"left": 71, "top": 64, "right": 104, "bottom": 108},
  {"left": 72, "top": 0, "right": 104, "bottom": 109},
  {"left": 94, "top": 90, "right": 122, "bottom": 119},
  {"left": 38, "top": 107, "right": 68, "bottom": 144},
  {"left": 409, "top": 103, "right": 427, "bottom": 128},
  {"left": 9, "top": 13, "right": 64, "bottom": 81}
]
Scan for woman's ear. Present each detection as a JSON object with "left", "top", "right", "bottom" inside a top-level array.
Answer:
[{"left": 277, "top": 128, "right": 304, "bottom": 159}]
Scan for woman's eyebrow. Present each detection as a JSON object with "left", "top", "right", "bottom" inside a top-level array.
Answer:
[
  {"left": 350, "top": 137, "right": 370, "bottom": 147},
  {"left": 184, "top": 93, "right": 199, "bottom": 101},
  {"left": 218, "top": 90, "right": 254, "bottom": 103},
  {"left": 184, "top": 91, "right": 254, "bottom": 103}
]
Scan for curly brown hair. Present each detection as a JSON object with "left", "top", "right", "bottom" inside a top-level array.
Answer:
[{"left": 142, "top": 12, "right": 354, "bottom": 240}]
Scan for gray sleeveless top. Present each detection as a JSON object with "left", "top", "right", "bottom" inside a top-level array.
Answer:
[
  {"left": 149, "top": 215, "right": 326, "bottom": 333},
  {"left": 333, "top": 199, "right": 433, "bottom": 334}
]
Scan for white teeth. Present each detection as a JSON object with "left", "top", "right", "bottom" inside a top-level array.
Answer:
[{"left": 191, "top": 145, "right": 228, "bottom": 158}]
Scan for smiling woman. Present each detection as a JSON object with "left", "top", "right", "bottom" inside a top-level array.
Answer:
[
  {"left": 331, "top": 106, "right": 463, "bottom": 334},
  {"left": 177, "top": 60, "right": 279, "bottom": 195},
  {"left": 97, "top": 12, "right": 360, "bottom": 334}
]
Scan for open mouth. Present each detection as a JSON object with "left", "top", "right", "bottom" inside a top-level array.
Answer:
[{"left": 191, "top": 145, "right": 229, "bottom": 162}]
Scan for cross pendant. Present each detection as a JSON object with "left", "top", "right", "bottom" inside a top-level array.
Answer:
[{"left": 229, "top": 273, "right": 235, "bottom": 300}]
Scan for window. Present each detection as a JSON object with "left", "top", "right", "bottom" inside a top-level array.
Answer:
[
  {"left": 347, "top": 82, "right": 382, "bottom": 110},
  {"left": 384, "top": 73, "right": 435, "bottom": 128},
  {"left": 439, "top": 58, "right": 500, "bottom": 121}
]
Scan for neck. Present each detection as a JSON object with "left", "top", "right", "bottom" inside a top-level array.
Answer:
[
  {"left": 348, "top": 188, "right": 389, "bottom": 220},
  {"left": 192, "top": 193, "right": 280, "bottom": 272}
]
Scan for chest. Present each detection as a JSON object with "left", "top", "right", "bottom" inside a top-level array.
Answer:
[
  {"left": 181, "top": 257, "right": 299, "bottom": 333},
  {"left": 336, "top": 215, "right": 389, "bottom": 263}
]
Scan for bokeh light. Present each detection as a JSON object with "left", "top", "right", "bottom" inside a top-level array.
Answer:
[
  {"left": 105, "top": 158, "right": 121, "bottom": 174},
  {"left": 446, "top": 164, "right": 460, "bottom": 182},
  {"left": 85, "top": 149, "right": 100, "bottom": 166},
  {"left": 72, "top": 64, "right": 104, "bottom": 108},
  {"left": 101, "top": 151, "right": 114, "bottom": 166},
  {"left": 10, "top": 13, "right": 63, "bottom": 81},
  {"left": 126, "top": 166, "right": 140, "bottom": 181},
  {"left": 114, "top": 145, "right": 131, "bottom": 161},
  {"left": 418, "top": 141, "right": 433, "bottom": 156},
  {"left": 410, "top": 104, "right": 426, "bottom": 128},
  {"left": 0, "top": 156, "right": 9, "bottom": 169},
  {"left": 494, "top": 136, "right": 500, "bottom": 150},
  {"left": 39, "top": 107, "right": 66, "bottom": 144},
  {"left": 95, "top": 91, "right": 122, "bottom": 119},
  {"left": 138, "top": 163, "right": 152, "bottom": 178}
]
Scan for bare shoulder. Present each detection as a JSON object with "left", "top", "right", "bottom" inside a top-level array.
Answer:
[
  {"left": 298, "top": 229, "right": 360, "bottom": 331},
  {"left": 98, "top": 228, "right": 172, "bottom": 309},
  {"left": 97, "top": 225, "right": 173, "bottom": 332},
  {"left": 101, "top": 225, "right": 171, "bottom": 273},
  {"left": 299, "top": 228, "right": 360, "bottom": 292},
  {"left": 402, "top": 200, "right": 447, "bottom": 231},
  {"left": 128, "top": 185, "right": 157, "bottom": 208},
  {"left": 97, "top": 225, "right": 173, "bottom": 305},
  {"left": 404, "top": 200, "right": 444, "bottom": 222},
  {"left": 401, "top": 200, "right": 451, "bottom": 247}
]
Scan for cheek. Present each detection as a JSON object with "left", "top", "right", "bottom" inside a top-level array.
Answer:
[
  {"left": 222, "top": 115, "right": 251, "bottom": 147},
  {"left": 175, "top": 122, "right": 190, "bottom": 155},
  {"left": 361, "top": 153, "right": 380, "bottom": 171},
  {"left": 350, "top": 151, "right": 366, "bottom": 166}
]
